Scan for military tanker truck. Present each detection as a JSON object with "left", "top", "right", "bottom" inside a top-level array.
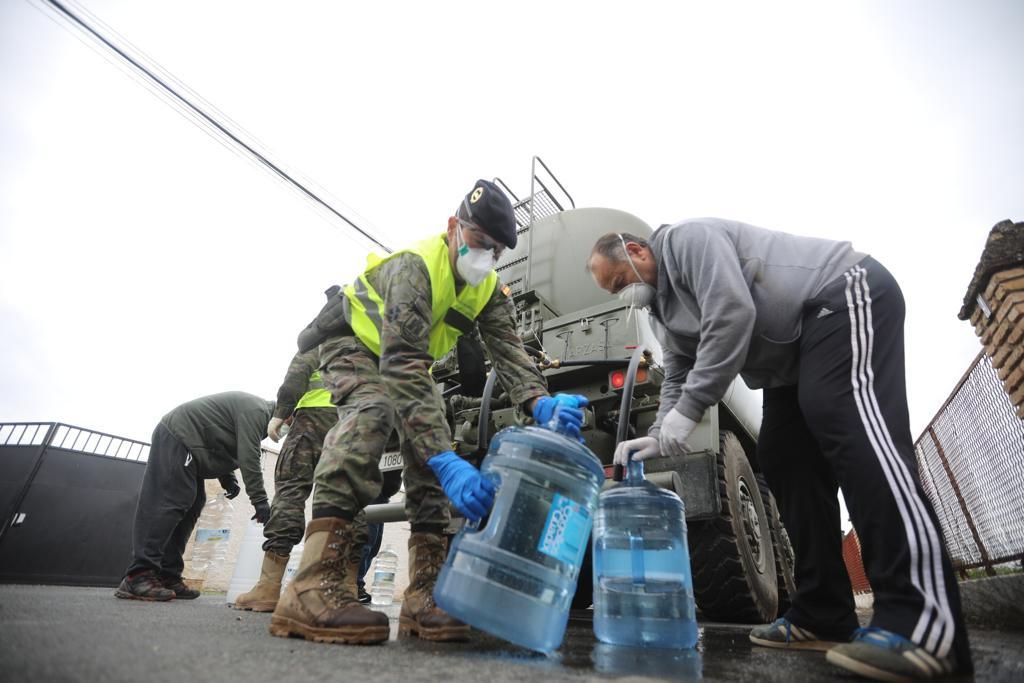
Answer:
[{"left": 384, "top": 158, "right": 795, "bottom": 623}]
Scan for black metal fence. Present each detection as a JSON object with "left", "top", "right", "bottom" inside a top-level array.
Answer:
[
  {"left": 0, "top": 422, "right": 149, "bottom": 586},
  {"left": 915, "top": 353, "right": 1024, "bottom": 575}
]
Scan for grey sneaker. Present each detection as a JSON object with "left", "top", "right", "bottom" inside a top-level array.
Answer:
[
  {"left": 826, "top": 627, "right": 967, "bottom": 682},
  {"left": 159, "top": 574, "right": 200, "bottom": 600},
  {"left": 114, "top": 571, "right": 175, "bottom": 601},
  {"left": 750, "top": 617, "right": 849, "bottom": 652}
]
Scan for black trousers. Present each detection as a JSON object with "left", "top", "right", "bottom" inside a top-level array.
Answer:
[
  {"left": 125, "top": 423, "right": 206, "bottom": 578},
  {"left": 758, "top": 257, "right": 971, "bottom": 669}
]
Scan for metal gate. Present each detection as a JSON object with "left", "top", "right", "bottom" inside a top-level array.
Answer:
[
  {"left": 915, "top": 353, "right": 1024, "bottom": 575},
  {"left": 0, "top": 422, "right": 149, "bottom": 586}
]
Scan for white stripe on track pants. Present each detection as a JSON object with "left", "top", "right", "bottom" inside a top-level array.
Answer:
[{"left": 757, "top": 256, "right": 972, "bottom": 671}]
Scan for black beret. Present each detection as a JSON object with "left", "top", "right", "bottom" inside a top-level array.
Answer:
[{"left": 461, "top": 179, "right": 518, "bottom": 249}]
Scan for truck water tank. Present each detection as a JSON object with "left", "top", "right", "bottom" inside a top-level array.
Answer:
[{"left": 495, "top": 207, "right": 652, "bottom": 314}]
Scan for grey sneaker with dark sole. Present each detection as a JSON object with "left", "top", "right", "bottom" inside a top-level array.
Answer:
[
  {"left": 750, "top": 617, "right": 849, "bottom": 652},
  {"left": 160, "top": 574, "right": 200, "bottom": 600},
  {"left": 826, "top": 627, "right": 969, "bottom": 682},
  {"left": 114, "top": 571, "right": 175, "bottom": 601}
]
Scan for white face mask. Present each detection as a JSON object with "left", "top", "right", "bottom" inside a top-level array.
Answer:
[
  {"left": 618, "top": 281, "right": 656, "bottom": 308},
  {"left": 455, "top": 223, "right": 497, "bottom": 286}
]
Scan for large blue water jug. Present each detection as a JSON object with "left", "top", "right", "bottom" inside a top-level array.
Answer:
[
  {"left": 433, "top": 425, "right": 605, "bottom": 653},
  {"left": 592, "top": 458, "right": 698, "bottom": 649}
]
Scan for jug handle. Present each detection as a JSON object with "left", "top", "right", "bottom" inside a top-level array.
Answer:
[
  {"left": 465, "top": 470, "right": 502, "bottom": 532},
  {"left": 612, "top": 450, "right": 632, "bottom": 482}
]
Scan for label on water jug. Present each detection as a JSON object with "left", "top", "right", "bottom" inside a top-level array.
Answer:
[
  {"left": 195, "top": 528, "right": 231, "bottom": 543},
  {"left": 373, "top": 570, "right": 395, "bottom": 583},
  {"left": 537, "top": 493, "right": 590, "bottom": 564}
]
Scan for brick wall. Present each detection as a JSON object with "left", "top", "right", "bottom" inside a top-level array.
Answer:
[
  {"left": 842, "top": 529, "right": 872, "bottom": 594},
  {"left": 969, "top": 266, "right": 1024, "bottom": 417}
]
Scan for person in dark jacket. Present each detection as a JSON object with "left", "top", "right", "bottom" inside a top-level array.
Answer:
[
  {"left": 589, "top": 219, "right": 972, "bottom": 682},
  {"left": 115, "top": 391, "right": 274, "bottom": 601}
]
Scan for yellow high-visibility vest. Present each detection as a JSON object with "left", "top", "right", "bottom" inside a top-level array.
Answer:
[
  {"left": 295, "top": 372, "right": 333, "bottom": 410},
  {"left": 344, "top": 233, "right": 497, "bottom": 359}
]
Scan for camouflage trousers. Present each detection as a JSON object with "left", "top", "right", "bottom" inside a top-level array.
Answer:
[
  {"left": 313, "top": 334, "right": 450, "bottom": 531},
  {"left": 263, "top": 407, "right": 372, "bottom": 555}
]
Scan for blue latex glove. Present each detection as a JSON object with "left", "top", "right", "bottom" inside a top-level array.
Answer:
[
  {"left": 427, "top": 450, "right": 496, "bottom": 522},
  {"left": 532, "top": 394, "right": 589, "bottom": 437}
]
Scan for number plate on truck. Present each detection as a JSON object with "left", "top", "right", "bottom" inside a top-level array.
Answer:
[{"left": 379, "top": 451, "right": 404, "bottom": 471}]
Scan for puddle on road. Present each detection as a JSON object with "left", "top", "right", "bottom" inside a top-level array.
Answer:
[{"left": 382, "top": 612, "right": 739, "bottom": 681}]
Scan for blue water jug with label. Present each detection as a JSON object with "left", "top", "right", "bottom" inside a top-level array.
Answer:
[
  {"left": 592, "top": 458, "right": 698, "bottom": 649},
  {"left": 433, "top": 425, "right": 604, "bottom": 653}
]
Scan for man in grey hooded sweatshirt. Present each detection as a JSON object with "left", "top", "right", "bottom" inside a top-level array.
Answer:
[{"left": 588, "top": 219, "right": 971, "bottom": 682}]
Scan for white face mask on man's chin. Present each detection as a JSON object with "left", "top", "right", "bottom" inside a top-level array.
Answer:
[{"left": 617, "top": 282, "right": 656, "bottom": 309}]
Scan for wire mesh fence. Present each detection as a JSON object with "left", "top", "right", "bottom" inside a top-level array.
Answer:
[{"left": 915, "top": 352, "right": 1024, "bottom": 574}]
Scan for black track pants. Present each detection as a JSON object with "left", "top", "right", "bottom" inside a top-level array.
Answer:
[
  {"left": 125, "top": 423, "right": 206, "bottom": 578},
  {"left": 758, "top": 257, "right": 971, "bottom": 670}
]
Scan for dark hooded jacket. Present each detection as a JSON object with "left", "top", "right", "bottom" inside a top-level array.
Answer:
[{"left": 159, "top": 391, "right": 273, "bottom": 505}]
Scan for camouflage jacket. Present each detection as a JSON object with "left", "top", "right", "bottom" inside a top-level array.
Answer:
[
  {"left": 273, "top": 350, "right": 318, "bottom": 419},
  {"left": 367, "top": 251, "right": 547, "bottom": 465},
  {"left": 159, "top": 391, "right": 272, "bottom": 505}
]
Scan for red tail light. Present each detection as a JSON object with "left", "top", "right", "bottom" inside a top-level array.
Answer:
[{"left": 609, "top": 367, "right": 647, "bottom": 390}]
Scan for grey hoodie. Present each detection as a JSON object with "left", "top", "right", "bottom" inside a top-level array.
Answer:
[{"left": 646, "top": 218, "right": 865, "bottom": 434}]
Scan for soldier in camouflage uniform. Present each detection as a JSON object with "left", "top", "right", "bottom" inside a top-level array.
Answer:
[
  {"left": 231, "top": 350, "right": 338, "bottom": 612},
  {"left": 233, "top": 350, "right": 401, "bottom": 612},
  {"left": 270, "top": 179, "right": 588, "bottom": 645}
]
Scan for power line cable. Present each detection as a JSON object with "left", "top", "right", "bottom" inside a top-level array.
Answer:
[{"left": 35, "top": 0, "right": 392, "bottom": 254}]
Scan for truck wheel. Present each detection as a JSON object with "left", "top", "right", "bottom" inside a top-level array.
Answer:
[
  {"left": 757, "top": 475, "right": 797, "bottom": 617},
  {"left": 690, "top": 431, "right": 778, "bottom": 623}
]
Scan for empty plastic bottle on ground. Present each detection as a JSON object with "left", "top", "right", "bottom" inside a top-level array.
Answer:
[
  {"left": 281, "top": 541, "right": 303, "bottom": 589},
  {"left": 433, "top": 424, "right": 604, "bottom": 653},
  {"left": 371, "top": 544, "right": 398, "bottom": 606},
  {"left": 592, "top": 458, "right": 698, "bottom": 648},
  {"left": 226, "top": 519, "right": 263, "bottom": 603},
  {"left": 189, "top": 492, "right": 234, "bottom": 585}
]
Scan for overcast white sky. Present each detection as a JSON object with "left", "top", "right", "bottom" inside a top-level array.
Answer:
[{"left": 2, "top": 0, "right": 1023, "bottom": 446}]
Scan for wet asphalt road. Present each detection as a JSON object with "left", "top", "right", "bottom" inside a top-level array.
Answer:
[{"left": 1, "top": 585, "right": 1022, "bottom": 682}]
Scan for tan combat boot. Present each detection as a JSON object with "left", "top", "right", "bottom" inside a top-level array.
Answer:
[
  {"left": 398, "top": 532, "right": 470, "bottom": 641},
  {"left": 269, "top": 517, "right": 389, "bottom": 644},
  {"left": 231, "top": 551, "right": 289, "bottom": 612}
]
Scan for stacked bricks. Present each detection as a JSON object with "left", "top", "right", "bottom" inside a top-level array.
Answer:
[
  {"left": 970, "top": 267, "right": 1024, "bottom": 417},
  {"left": 842, "top": 529, "right": 872, "bottom": 594}
]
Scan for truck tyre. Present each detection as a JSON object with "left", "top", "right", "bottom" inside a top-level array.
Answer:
[
  {"left": 689, "top": 432, "right": 778, "bottom": 623},
  {"left": 757, "top": 475, "right": 797, "bottom": 618}
]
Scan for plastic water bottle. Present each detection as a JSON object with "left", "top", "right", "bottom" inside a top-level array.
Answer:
[
  {"left": 226, "top": 519, "right": 264, "bottom": 604},
  {"left": 433, "top": 425, "right": 605, "bottom": 653},
  {"left": 281, "top": 541, "right": 303, "bottom": 589},
  {"left": 189, "top": 493, "right": 234, "bottom": 583},
  {"left": 371, "top": 545, "right": 398, "bottom": 606},
  {"left": 592, "top": 458, "right": 698, "bottom": 649}
]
